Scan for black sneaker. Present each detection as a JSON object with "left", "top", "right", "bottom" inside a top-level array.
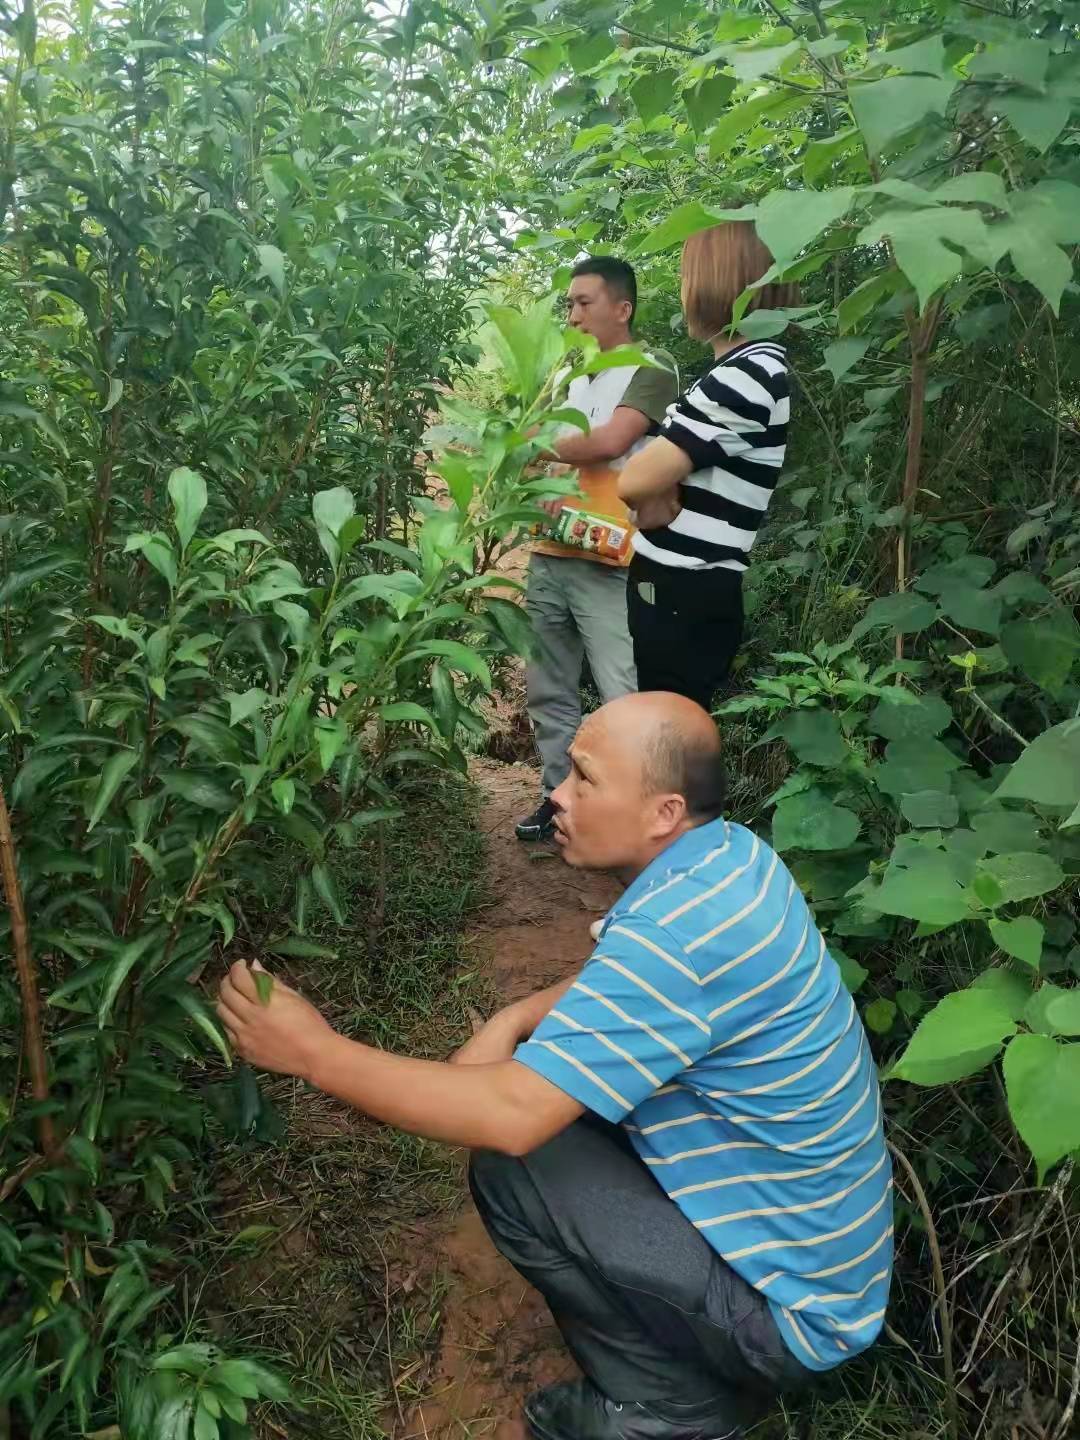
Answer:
[
  {"left": 515, "top": 797, "right": 557, "bottom": 842},
  {"left": 525, "top": 1380, "right": 738, "bottom": 1440}
]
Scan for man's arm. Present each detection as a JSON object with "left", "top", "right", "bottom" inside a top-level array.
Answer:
[
  {"left": 217, "top": 963, "right": 583, "bottom": 1156},
  {"left": 451, "top": 977, "right": 575, "bottom": 1066},
  {"left": 546, "top": 406, "right": 652, "bottom": 467},
  {"left": 617, "top": 437, "right": 694, "bottom": 507}
]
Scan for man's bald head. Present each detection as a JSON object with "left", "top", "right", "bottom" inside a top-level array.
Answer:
[{"left": 597, "top": 692, "right": 725, "bottom": 822}]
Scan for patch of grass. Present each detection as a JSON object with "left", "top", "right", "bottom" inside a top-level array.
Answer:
[{"left": 163, "top": 772, "right": 489, "bottom": 1439}]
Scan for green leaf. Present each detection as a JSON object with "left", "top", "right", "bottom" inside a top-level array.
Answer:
[
  {"left": 978, "top": 852, "right": 1065, "bottom": 905},
  {"left": 891, "top": 987, "right": 1017, "bottom": 1085},
  {"left": 630, "top": 69, "right": 676, "bottom": 122},
  {"left": 152, "top": 1344, "right": 216, "bottom": 1374},
  {"left": 1004, "top": 224, "right": 1072, "bottom": 314},
  {"left": 834, "top": 950, "right": 868, "bottom": 994},
  {"left": 821, "top": 337, "right": 869, "bottom": 382},
  {"left": 402, "top": 639, "right": 492, "bottom": 692},
  {"left": 173, "top": 989, "right": 232, "bottom": 1066},
  {"left": 876, "top": 737, "right": 963, "bottom": 798},
  {"left": 772, "top": 788, "right": 860, "bottom": 852},
  {"left": 168, "top": 467, "right": 208, "bottom": 550},
  {"left": 775, "top": 709, "right": 848, "bottom": 766},
  {"left": 271, "top": 778, "right": 295, "bottom": 815},
  {"left": 970, "top": 967, "right": 1033, "bottom": 1020},
  {"left": 633, "top": 202, "right": 749, "bottom": 257},
  {"left": 315, "top": 717, "right": 347, "bottom": 772},
  {"left": 256, "top": 243, "right": 287, "bottom": 295},
  {"left": 864, "top": 998, "right": 896, "bottom": 1034},
  {"left": 87, "top": 749, "right": 138, "bottom": 831},
  {"left": 227, "top": 688, "right": 269, "bottom": 726},
  {"left": 313, "top": 487, "right": 355, "bottom": 564},
  {"left": 1003, "top": 1034, "right": 1080, "bottom": 1181},
  {"left": 311, "top": 862, "right": 345, "bottom": 924},
  {"left": 968, "top": 36, "right": 1049, "bottom": 88},
  {"left": 901, "top": 790, "right": 959, "bottom": 829},
  {"left": 194, "top": 1404, "right": 219, "bottom": 1440},
  {"left": 98, "top": 932, "right": 157, "bottom": 1027},
  {"left": 162, "top": 772, "right": 235, "bottom": 812},
  {"left": 850, "top": 75, "right": 955, "bottom": 158},
  {"left": 1001, "top": 609, "right": 1080, "bottom": 696},
  {"left": 755, "top": 186, "right": 855, "bottom": 271},
  {"left": 1045, "top": 990, "right": 1080, "bottom": 1037},
  {"left": 254, "top": 970, "right": 274, "bottom": 1006},
  {"left": 868, "top": 693, "right": 952, "bottom": 741},
  {"left": 379, "top": 701, "right": 439, "bottom": 733},
  {"left": 837, "top": 267, "right": 910, "bottom": 332},
  {"left": 989, "top": 916, "right": 1044, "bottom": 969},
  {"left": 869, "top": 852, "right": 973, "bottom": 927},
  {"left": 127, "top": 532, "right": 178, "bottom": 590},
  {"left": 1000, "top": 94, "right": 1070, "bottom": 153},
  {"left": 851, "top": 591, "right": 937, "bottom": 639},
  {"left": 682, "top": 74, "right": 737, "bottom": 136},
  {"left": 437, "top": 452, "right": 476, "bottom": 511},
  {"left": 995, "top": 721, "right": 1080, "bottom": 808},
  {"left": 932, "top": 172, "right": 1009, "bottom": 209}
]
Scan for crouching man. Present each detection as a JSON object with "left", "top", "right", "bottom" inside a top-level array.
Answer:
[{"left": 218, "top": 692, "right": 891, "bottom": 1440}]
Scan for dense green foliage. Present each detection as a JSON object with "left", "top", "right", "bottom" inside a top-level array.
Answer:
[{"left": 3, "top": 0, "right": 1080, "bottom": 1436}]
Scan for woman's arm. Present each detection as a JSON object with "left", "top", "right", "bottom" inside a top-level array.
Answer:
[{"left": 616, "top": 436, "right": 693, "bottom": 507}]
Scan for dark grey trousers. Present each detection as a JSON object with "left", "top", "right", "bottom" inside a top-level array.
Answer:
[{"left": 469, "top": 1115, "right": 810, "bottom": 1432}]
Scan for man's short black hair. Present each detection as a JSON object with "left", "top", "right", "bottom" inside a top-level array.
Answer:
[
  {"left": 570, "top": 256, "right": 637, "bottom": 324},
  {"left": 641, "top": 720, "right": 727, "bottom": 824}
]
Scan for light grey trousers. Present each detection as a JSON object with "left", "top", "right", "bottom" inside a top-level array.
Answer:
[{"left": 525, "top": 553, "right": 637, "bottom": 795}]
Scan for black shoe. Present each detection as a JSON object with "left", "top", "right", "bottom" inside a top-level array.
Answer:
[
  {"left": 524, "top": 1380, "right": 738, "bottom": 1440},
  {"left": 515, "top": 797, "right": 557, "bottom": 842}
]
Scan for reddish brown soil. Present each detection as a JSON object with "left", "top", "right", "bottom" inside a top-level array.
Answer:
[{"left": 400, "top": 758, "right": 621, "bottom": 1440}]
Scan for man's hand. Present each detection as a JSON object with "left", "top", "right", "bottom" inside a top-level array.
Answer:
[
  {"left": 632, "top": 494, "right": 681, "bottom": 531},
  {"left": 217, "top": 961, "right": 335, "bottom": 1080}
]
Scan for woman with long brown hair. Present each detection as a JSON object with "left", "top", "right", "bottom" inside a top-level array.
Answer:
[{"left": 617, "top": 220, "right": 797, "bottom": 709}]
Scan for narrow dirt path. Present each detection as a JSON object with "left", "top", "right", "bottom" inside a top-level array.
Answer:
[{"left": 402, "top": 757, "right": 621, "bottom": 1440}]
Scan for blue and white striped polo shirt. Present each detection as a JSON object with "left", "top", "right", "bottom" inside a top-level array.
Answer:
[{"left": 514, "top": 818, "right": 892, "bottom": 1372}]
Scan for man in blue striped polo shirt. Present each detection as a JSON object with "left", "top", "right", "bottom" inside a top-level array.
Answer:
[{"left": 219, "top": 692, "right": 891, "bottom": 1440}]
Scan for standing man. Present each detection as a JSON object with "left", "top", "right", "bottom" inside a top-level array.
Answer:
[
  {"left": 219, "top": 692, "right": 891, "bottom": 1440},
  {"left": 515, "top": 257, "right": 679, "bottom": 842}
]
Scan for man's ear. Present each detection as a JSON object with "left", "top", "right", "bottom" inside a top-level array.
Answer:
[{"left": 650, "top": 792, "right": 688, "bottom": 840}]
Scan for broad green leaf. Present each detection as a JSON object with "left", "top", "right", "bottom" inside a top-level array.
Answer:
[
  {"left": 379, "top": 701, "right": 439, "bottom": 732},
  {"left": 1004, "top": 224, "right": 1072, "bottom": 314},
  {"left": 995, "top": 721, "right": 1080, "bottom": 808},
  {"left": 821, "top": 337, "right": 869, "bottom": 382},
  {"left": 312, "top": 487, "right": 355, "bottom": 565},
  {"left": 875, "top": 737, "right": 963, "bottom": 798},
  {"left": 227, "top": 688, "right": 269, "bottom": 726},
  {"left": 970, "top": 967, "right": 1033, "bottom": 1020},
  {"left": 87, "top": 749, "right": 138, "bottom": 831},
  {"left": 932, "top": 172, "right": 1009, "bottom": 209},
  {"left": 401, "top": 639, "right": 492, "bottom": 691},
  {"left": 630, "top": 70, "right": 677, "bottom": 122},
  {"left": 891, "top": 987, "right": 1017, "bottom": 1085},
  {"left": 254, "top": 970, "right": 274, "bottom": 1006},
  {"left": 1000, "top": 94, "right": 1070, "bottom": 153},
  {"left": 864, "top": 998, "right": 896, "bottom": 1034},
  {"left": 271, "top": 778, "right": 295, "bottom": 815},
  {"left": 857, "top": 206, "right": 1003, "bottom": 310},
  {"left": 901, "top": 790, "right": 959, "bottom": 829},
  {"left": 311, "top": 862, "right": 345, "bottom": 924},
  {"left": 1003, "top": 1034, "right": 1080, "bottom": 1180},
  {"left": 755, "top": 186, "right": 855, "bottom": 270},
  {"left": 168, "top": 467, "right": 208, "bottom": 549},
  {"left": 989, "top": 916, "right": 1044, "bottom": 969},
  {"left": 772, "top": 787, "right": 860, "bottom": 852},
  {"left": 633, "top": 202, "right": 750, "bottom": 257},
  {"left": 256, "top": 243, "right": 286, "bottom": 294},
  {"left": 437, "top": 452, "right": 476, "bottom": 511},
  {"left": 868, "top": 853, "right": 973, "bottom": 927},
  {"left": 1045, "top": 991, "right": 1080, "bottom": 1037},
  {"left": 978, "top": 852, "right": 1065, "bottom": 905},
  {"left": 868, "top": 693, "right": 952, "bottom": 741},
  {"left": 708, "top": 89, "right": 811, "bottom": 157},
  {"left": 850, "top": 75, "right": 955, "bottom": 158},
  {"left": 1001, "top": 609, "right": 1080, "bottom": 697},
  {"left": 871, "top": 34, "right": 948, "bottom": 76},
  {"left": 968, "top": 37, "right": 1049, "bottom": 88},
  {"left": 682, "top": 74, "right": 737, "bottom": 136},
  {"left": 162, "top": 772, "right": 235, "bottom": 812},
  {"left": 775, "top": 709, "right": 848, "bottom": 766},
  {"left": 851, "top": 591, "right": 937, "bottom": 639},
  {"left": 837, "top": 268, "right": 910, "bottom": 332},
  {"left": 315, "top": 717, "right": 347, "bottom": 772},
  {"left": 834, "top": 950, "right": 868, "bottom": 994}
]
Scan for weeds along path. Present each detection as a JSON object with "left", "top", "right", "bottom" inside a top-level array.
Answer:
[{"left": 402, "top": 758, "right": 621, "bottom": 1440}]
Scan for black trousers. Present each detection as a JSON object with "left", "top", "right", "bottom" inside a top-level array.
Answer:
[
  {"left": 626, "top": 553, "right": 744, "bottom": 711},
  {"left": 469, "top": 1116, "right": 809, "bottom": 1432}
]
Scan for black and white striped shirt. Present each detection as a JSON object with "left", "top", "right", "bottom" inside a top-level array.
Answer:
[{"left": 631, "top": 340, "right": 789, "bottom": 572}]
